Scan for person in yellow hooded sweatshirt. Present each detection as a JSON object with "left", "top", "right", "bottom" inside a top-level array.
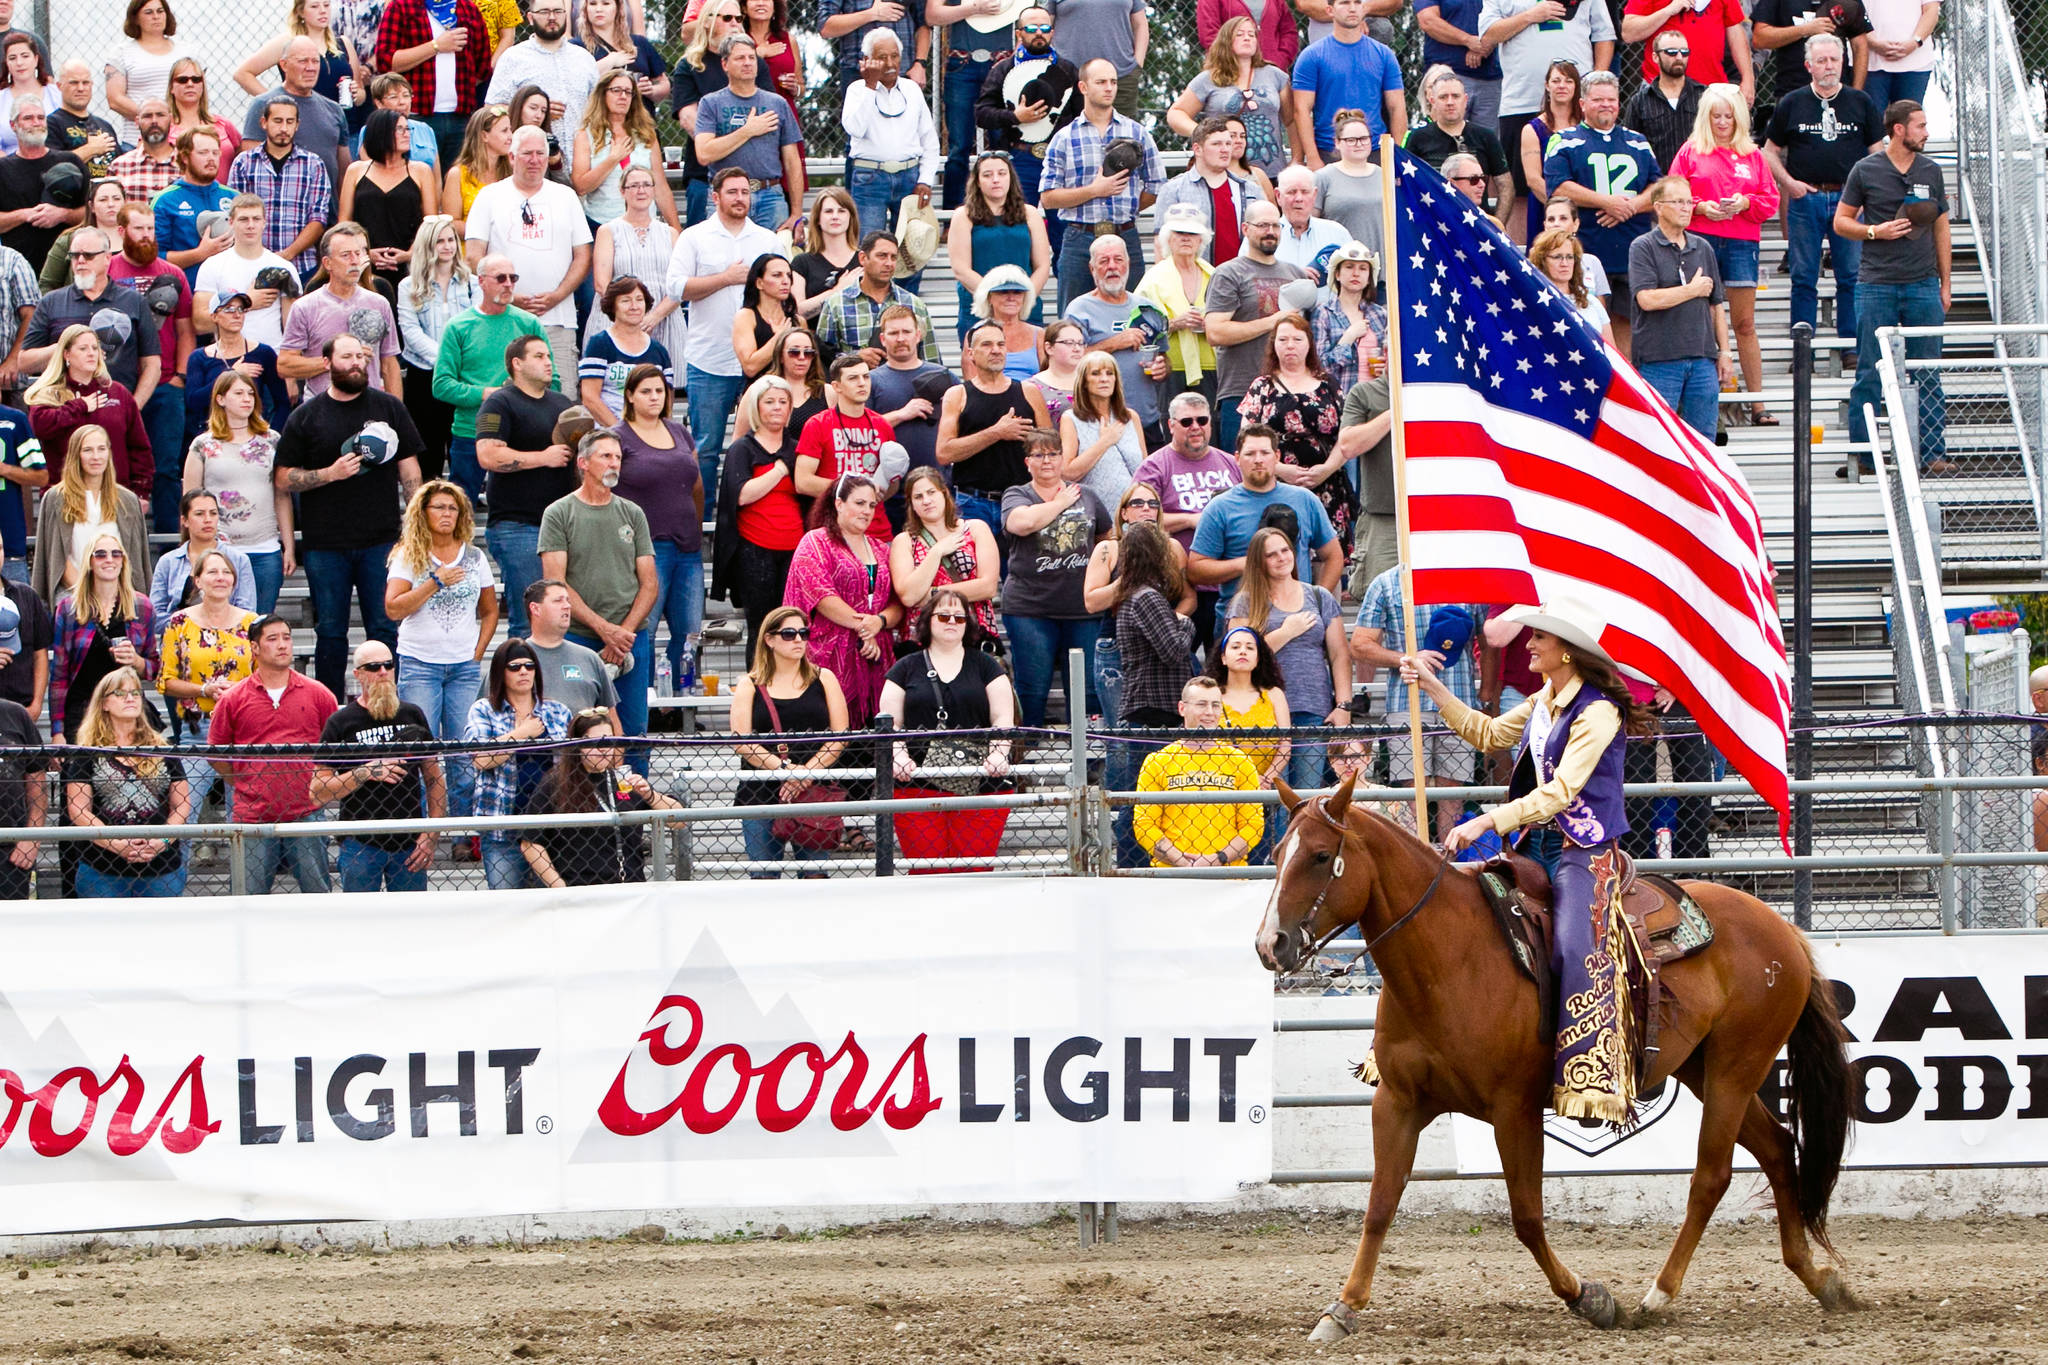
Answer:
[{"left": 1132, "top": 674, "right": 1265, "bottom": 868}]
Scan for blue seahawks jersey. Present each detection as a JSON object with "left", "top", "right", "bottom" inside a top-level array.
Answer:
[{"left": 1541, "top": 122, "right": 1662, "bottom": 271}]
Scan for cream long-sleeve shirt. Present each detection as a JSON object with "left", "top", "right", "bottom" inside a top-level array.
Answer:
[
  {"left": 840, "top": 78, "right": 940, "bottom": 186},
  {"left": 1437, "top": 676, "right": 1621, "bottom": 838}
]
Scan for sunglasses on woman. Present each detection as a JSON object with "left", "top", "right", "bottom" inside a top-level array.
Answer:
[
  {"left": 1125, "top": 497, "right": 1161, "bottom": 509},
  {"left": 930, "top": 611, "right": 968, "bottom": 625},
  {"left": 505, "top": 660, "right": 538, "bottom": 672},
  {"left": 770, "top": 626, "right": 811, "bottom": 641}
]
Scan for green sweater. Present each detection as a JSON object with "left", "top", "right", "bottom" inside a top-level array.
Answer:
[{"left": 431, "top": 305, "right": 549, "bottom": 437}]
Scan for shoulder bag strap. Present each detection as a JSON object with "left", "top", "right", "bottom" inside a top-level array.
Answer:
[{"left": 758, "top": 686, "right": 792, "bottom": 764}]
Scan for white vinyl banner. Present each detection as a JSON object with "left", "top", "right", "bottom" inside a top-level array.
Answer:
[
  {"left": 1451, "top": 932, "right": 2048, "bottom": 1174},
  {"left": 0, "top": 879, "right": 1275, "bottom": 1235}
]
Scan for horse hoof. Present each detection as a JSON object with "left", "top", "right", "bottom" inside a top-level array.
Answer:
[
  {"left": 1636, "top": 1285, "right": 1675, "bottom": 1323},
  {"left": 1570, "top": 1280, "right": 1621, "bottom": 1330},
  {"left": 1816, "top": 1268, "right": 1863, "bottom": 1313},
  {"left": 1308, "top": 1300, "right": 1360, "bottom": 1343}
]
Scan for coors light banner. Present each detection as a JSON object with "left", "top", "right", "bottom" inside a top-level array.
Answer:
[{"left": 0, "top": 880, "right": 1274, "bottom": 1235}]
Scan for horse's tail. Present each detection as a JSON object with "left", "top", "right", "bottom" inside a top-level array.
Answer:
[{"left": 1785, "top": 941, "right": 1854, "bottom": 1258}]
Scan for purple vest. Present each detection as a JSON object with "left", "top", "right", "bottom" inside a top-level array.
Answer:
[{"left": 1507, "top": 682, "right": 1629, "bottom": 847}]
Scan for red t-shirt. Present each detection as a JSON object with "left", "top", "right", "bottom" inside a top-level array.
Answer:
[
  {"left": 1209, "top": 180, "right": 1242, "bottom": 266},
  {"left": 1625, "top": 0, "right": 1746, "bottom": 87},
  {"left": 796, "top": 406, "right": 896, "bottom": 487},
  {"left": 732, "top": 435, "right": 807, "bottom": 552},
  {"left": 206, "top": 669, "right": 339, "bottom": 824}
]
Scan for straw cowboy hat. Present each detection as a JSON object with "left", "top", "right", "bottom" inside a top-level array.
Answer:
[
  {"left": 895, "top": 194, "right": 942, "bottom": 274},
  {"left": 1157, "top": 202, "right": 1212, "bottom": 244},
  {"left": 1501, "top": 599, "right": 1613, "bottom": 667}
]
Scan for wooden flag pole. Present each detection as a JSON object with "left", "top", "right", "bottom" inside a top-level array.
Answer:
[{"left": 1377, "top": 133, "right": 1429, "bottom": 838}]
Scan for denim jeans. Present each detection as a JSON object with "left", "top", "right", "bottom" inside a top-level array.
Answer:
[
  {"left": 650, "top": 540, "right": 705, "bottom": 676},
  {"left": 941, "top": 55, "right": 994, "bottom": 207},
  {"left": 685, "top": 365, "right": 746, "bottom": 492},
  {"left": 1002, "top": 613, "right": 1102, "bottom": 727},
  {"left": 1786, "top": 190, "right": 1860, "bottom": 340},
  {"left": 1215, "top": 395, "right": 1244, "bottom": 457},
  {"left": 483, "top": 836, "right": 533, "bottom": 890},
  {"left": 568, "top": 626, "right": 653, "bottom": 736},
  {"left": 1056, "top": 222, "right": 1145, "bottom": 315},
  {"left": 242, "top": 827, "right": 332, "bottom": 893},
  {"left": 684, "top": 177, "right": 709, "bottom": 227},
  {"left": 1848, "top": 277, "right": 1946, "bottom": 469},
  {"left": 1860, "top": 68, "right": 1931, "bottom": 118},
  {"left": 303, "top": 544, "right": 398, "bottom": 697},
  {"left": 447, "top": 434, "right": 485, "bottom": 506},
  {"left": 245, "top": 550, "right": 285, "bottom": 614},
  {"left": 1109, "top": 705, "right": 1176, "bottom": 869},
  {"left": 1012, "top": 149, "right": 1063, "bottom": 264},
  {"left": 485, "top": 519, "right": 543, "bottom": 639},
  {"left": 398, "top": 653, "right": 480, "bottom": 818},
  {"left": 849, "top": 160, "right": 923, "bottom": 274},
  {"left": 1637, "top": 356, "right": 1720, "bottom": 439},
  {"left": 1287, "top": 718, "right": 1330, "bottom": 791},
  {"left": 1455, "top": 74, "right": 1501, "bottom": 134},
  {"left": 339, "top": 837, "right": 427, "bottom": 892},
  {"left": 1092, "top": 634, "right": 1124, "bottom": 730},
  {"left": 0, "top": 558, "right": 26, "bottom": 586},
  {"left": 953, "top": 490, "right": 1006, "bottom": 575},
  {"left": 177, "top": 712, "right": 231, "bottom": 819},
  {"left": 77, "top": 861, "right": 187, "bottom": 898},
  {"left": 750, "top": 186, "right": 789, "bottom": 231},
  {"left": 741, "top": 815, "right": 832, "bottom": 877},
  {"left": 143, "top": 384, "right": 189, "bottom": 534}
]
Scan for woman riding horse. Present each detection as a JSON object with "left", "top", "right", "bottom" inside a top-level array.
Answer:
[{"left": 1403, "top": 598, "right": 1654, "bottom": 1124}]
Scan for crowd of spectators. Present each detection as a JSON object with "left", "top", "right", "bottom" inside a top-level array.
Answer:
[{"left": 0, "top": 0, "right": 1952, "bottom": 890}]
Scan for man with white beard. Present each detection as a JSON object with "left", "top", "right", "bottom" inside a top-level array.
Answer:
[
  {"left": 311, "top": 640, "right": 446, "bottom": 893},
  {"left": 18, "top": 226, "right": 158, "bottom": 394}
]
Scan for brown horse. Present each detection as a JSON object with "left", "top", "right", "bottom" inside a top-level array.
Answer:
[{"left": 1255, "top": 775, "right": 1858, "bottom": 1339}]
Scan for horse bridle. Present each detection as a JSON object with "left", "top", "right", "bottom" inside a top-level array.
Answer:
[{"left": 1290, "top": 796, "right": 1457, "bottom": 970}]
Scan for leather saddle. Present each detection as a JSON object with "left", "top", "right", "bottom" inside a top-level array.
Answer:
[{"left": 1471, "top": 850, "right": 1716, "bottom": 1085}]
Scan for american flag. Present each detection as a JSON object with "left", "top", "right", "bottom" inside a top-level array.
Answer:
[{"left": 1389, "top": 147, "right": 1792, "bottom": 835}]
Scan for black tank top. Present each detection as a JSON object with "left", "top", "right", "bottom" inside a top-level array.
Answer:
[
  {"left": 352, "top": 168, "right": 425, "bottom": 293},
  {"left": 739, "top": 676, "right": 833, "bottom": 803},
  {"left": 954, "top": 378, "right": 1034, "bottom": 495}
]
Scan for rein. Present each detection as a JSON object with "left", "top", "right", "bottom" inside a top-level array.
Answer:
[{"left": 1294, "top": 797, "right": 1456, "bottom": 969}]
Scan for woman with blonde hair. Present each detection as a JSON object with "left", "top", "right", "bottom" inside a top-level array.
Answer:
[
  {"left": 791, "top": 186, "right": 860, "bottom": 318},
  {"left": 890, "top": 466, "right": 1000, "bottom": 639},
  {"left": 714, "top": 374, "right": 807, "bottom": 649},
  {"left": 1168, "top": 16, "right": 1294, "bottom": 180},
  {"left": 163, "top": 55, "right": 243, "bottom": 180},
  {"left": 386, "top": 479, "right": 497, "bottom": 839},
  {"left": 441, "top": 103, "right": 511, "bottom": 230},
  {"left": 1529, "top": 228, "right": 1614, "bottom": 345},
  {"left": 572, "top": 66, "right": 675, "bottom": 229},
  {"left": 184, "top": 371, "right": 292, "bottom": 612},
  {"left": 728, "top": 603, "right": 849, "bottom": 878},
  {"left": 51, "top": 530, "right": 158, "bottom": 745},
  {"left": 1059, "top": 349, "right": 1145, "bottom": 507},
  {"left": 1669, "top": 83, "right": 1780, "bottom": 426},
  {"left": 397, "top": 214, "right": 477, "bottom": 486},
  {"left": 973, "top": 266, "right": 1043, "bottom": 383},
  {"left": 233, "top": 0, "right": 362, "bottom": 105},
  {"left": 34, "top": 426, "right": 149, "bottom": 607},
  {"left": 65, "top": 667, "right": 189, "bottom": 898},
  {"left": 25, "top": 325, "right": 150, "bottom": 494}
]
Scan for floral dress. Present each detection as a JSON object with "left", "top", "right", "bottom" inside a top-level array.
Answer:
[
  {"left": 1236, "top": 373, "right": 1352, "bottom": 551},
  {"left": 905, "top": 527, "right": 999, "bottom": 639},
  {"left": 158, "top": 609, "right": 258, "bottom": 725},
  {"left": 783, "top": 528, "right": 896, "bottom": 725}
]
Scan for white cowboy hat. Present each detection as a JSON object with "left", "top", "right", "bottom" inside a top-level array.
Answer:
[
  {"left": 895, "top": 194, "right": 942, "bottom": 275},
  {"left": 1157, "top": 203, "right": 1212, "bottom": 244},
  {"left": 1501, "top": 598, "right": 1613, "bottom": 667}
]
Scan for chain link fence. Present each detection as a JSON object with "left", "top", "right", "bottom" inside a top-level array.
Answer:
[{"left": 10, "top": 709, "right": 2048, "bottom": 933}]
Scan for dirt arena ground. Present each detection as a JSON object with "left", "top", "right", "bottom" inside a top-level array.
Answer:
[{"left": 1, "top": 1210, "right": 2043, "bottom": 1364}]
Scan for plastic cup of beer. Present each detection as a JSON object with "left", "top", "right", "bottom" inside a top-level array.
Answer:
[
  {"left": 701, "top": 672, "right": 720, "bottom": 696},
  {"left": 1810, "top": 422, "right": 1824, "bottom": 446}
]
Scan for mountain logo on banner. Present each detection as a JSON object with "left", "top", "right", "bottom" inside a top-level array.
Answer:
[
  {"left": 0, "top": 991, "right": 219, "bottom": 1180},
  {"left": 1542, "top": 1080, "right": 1685, "bottom": 1158},
  {"left": 572, "top": 932, "right": 938, "bottom": 1165}
]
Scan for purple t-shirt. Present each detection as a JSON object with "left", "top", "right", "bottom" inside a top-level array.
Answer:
[
  {"left": 279, "top": 285, "right": 401, "bottom": 398},
  {"left": 613, "top": 418, "right": 705, "bottom": 553},
  {"left": 1132, "top": 446, "right": 1241, "bottom": 550}
]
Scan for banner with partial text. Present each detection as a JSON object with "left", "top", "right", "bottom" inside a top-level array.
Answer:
[
  {"left": 0, "top": 879, "right": 1275, "bottom": 1235},
  {"left": 1451, "top": 933, "right": 2048, "bottom": 1174}
]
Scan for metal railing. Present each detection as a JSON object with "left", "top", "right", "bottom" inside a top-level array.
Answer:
[{"left": 1944, "top": 0, "right": 2048, "bottom": 345}]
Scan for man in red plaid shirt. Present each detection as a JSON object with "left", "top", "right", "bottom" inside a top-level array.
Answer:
[{"left": 374, "top": 0, "right": 494, "bottom": 166}]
